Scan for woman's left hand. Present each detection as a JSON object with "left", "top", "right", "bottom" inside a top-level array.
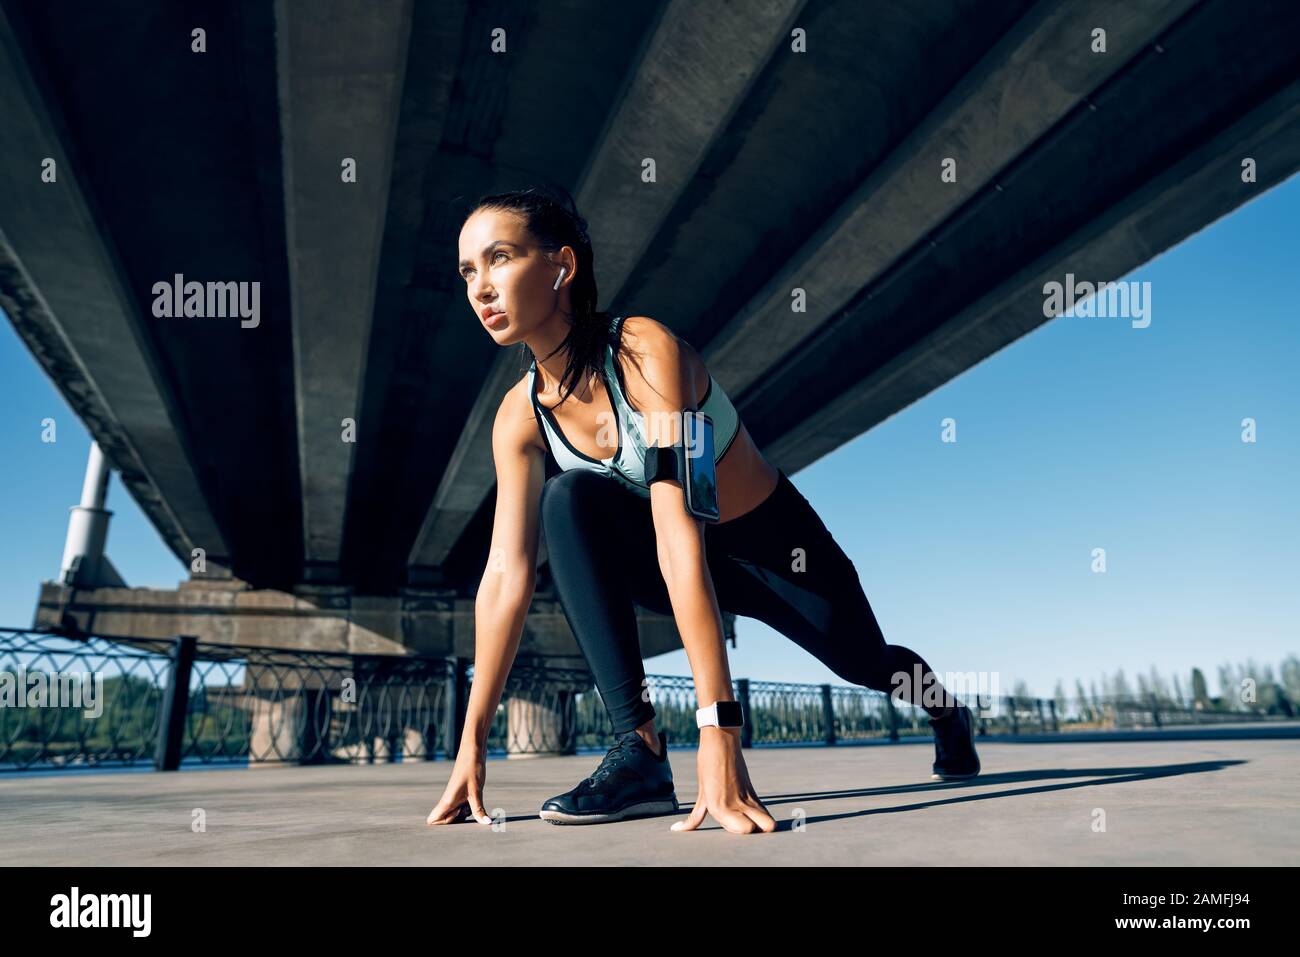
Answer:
[{"left": 671, "top": 726, "right": 777, "bottom": 834}]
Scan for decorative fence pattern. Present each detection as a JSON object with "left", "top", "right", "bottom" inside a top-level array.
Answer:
[{"left": 0, "top": 627, "right": 1290, "bottom": 772}]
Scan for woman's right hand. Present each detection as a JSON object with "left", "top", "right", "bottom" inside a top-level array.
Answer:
[{"left": 426, "top": 743, "right": 492, "bottom": 826}]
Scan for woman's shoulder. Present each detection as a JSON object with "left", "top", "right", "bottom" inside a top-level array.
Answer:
[
  {"left": 499, "top": 371, "right": 547, "bottom": 454},
  {"left": 617, "top": 314, "right": 667, "bottom": 348},
  {"left": 615, "top": 315, "right": 709, "bottom": 405},
  {"left": 618, "top": 315, "right": 697, "bottom": 359}
]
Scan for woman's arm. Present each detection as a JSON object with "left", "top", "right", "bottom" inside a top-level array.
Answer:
[
  {"left": 463, "top": 385, "right": 546, "bottom": 745},
  {"left": 622, "top": 318, "right": 734, "bottom": 709},
  {"left": 429, "top": 385, "right": 543, "bottom": 826},
  {"left": 427, "top": 386, "right": 543, "bottom": 826},
  {"left": 623, "top": 317, "right": 774, "bottom": 834}
]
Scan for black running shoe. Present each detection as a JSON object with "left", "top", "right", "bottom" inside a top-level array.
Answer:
[
  {"left": 929, "top": 703, "right": 981, "bottom": 781},
  {"left": 539, "top": 729, "right": 678, "bottom": 825}
]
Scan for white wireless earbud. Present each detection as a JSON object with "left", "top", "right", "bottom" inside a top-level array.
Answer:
[{"left": 553, "top": 267, "right": 567, "bottom": 290}]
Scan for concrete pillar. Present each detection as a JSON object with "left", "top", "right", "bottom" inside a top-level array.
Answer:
[
  {"left": 506, "top": 687, "right": 576, "bottom": 757},
  {"left": 246, "top": 679, "right": 330, "bottom": 765},
  {"left": 59, "top": 441, "right": 117, "bottom": 587},
  {"left": 249, "top": 693, "right": 308, "bottom": 763}
]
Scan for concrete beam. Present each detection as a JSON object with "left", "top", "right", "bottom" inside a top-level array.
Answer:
[
  {"left": 702, "top": 0, "right": 1197, "bottom": 393},
  {"left": 767, "top": 77, "right": 1300, "bottom": 470},
  {"left": 276, "top": 0, "right": 412, "bottom": 582},
  {"left": 0, "top": 5, "right": 228, "bottom": 568},
  {"left": 31, "top": 578, "right": 717, "bottom": 660},
  {"left": 407, "top": 0, "right": 805, "bottom": 574}
]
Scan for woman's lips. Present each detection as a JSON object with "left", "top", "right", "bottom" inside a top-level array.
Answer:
[{"left": 483, "top": 310, "right": 507, "bottom": 328}]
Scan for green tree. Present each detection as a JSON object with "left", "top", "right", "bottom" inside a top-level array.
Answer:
[
  {"left": 1191, "top": 667, "right": 1210, "bottom": 708},
  {"left": 1280, "top": 655, "right": 1300, "bottom": 703},
  {"left": 1148, "top": 665, "right": 1171, "bottom": 703},
  {"left": 1074, "top": 679, "right": 1091, "bottom": 722}
]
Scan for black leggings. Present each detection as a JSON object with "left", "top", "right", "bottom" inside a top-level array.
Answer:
[{"left": 539, "top": 467, "right": 953, "bottom": 734}]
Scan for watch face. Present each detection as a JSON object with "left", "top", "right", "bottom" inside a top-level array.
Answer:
[{"left": 715, "top": 700, "right": 743, "bottom": 727}]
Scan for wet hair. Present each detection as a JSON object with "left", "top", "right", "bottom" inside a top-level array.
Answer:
[{"left": 464, "top": 185, "right": 624, "bottom": 411}]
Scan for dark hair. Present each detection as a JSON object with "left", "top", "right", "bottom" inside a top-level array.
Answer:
[{"left": 465, "top": 185, "right": 620, "bottom": 410}]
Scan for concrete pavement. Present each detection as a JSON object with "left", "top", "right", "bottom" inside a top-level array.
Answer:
[{"left": 2, "top": 737, "right": 1297, "bottom": 866}]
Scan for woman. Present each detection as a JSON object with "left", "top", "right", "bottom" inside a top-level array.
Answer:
[{"left": 426, "top": 187, "right": 979, "bottom": 835}]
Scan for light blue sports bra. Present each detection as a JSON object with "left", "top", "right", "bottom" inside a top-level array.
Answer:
[{"left": 528, "top": 315, "right": 741, "bottom": 499}]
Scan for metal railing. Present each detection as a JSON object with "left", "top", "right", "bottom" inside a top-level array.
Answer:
[
  {"left": 0, "top": 629, "right": 451, "bottom": 771},
  {"left": 1, "top": 627, "right": 1292, "bottom": 772}
]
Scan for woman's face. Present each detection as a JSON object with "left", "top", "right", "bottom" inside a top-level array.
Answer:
[{"left": 458, "top": 208, "right": 566, "bottom": 344}]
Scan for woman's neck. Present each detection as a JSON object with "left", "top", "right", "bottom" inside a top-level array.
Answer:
[{"left": 530, "top": 314, "right": 603, "bottom": 402}]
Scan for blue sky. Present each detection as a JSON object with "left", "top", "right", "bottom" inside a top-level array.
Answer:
[{"left": 2, "top": 173, "right": 1297, "bottom": 699}]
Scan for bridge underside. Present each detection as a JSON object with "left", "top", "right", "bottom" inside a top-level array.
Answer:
[{"left": 2, "top": 0, "right": 1298, "bottom": 654}]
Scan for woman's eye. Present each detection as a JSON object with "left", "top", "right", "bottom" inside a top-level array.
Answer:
[{"left": 492, "top": 251, "right": 508, "bottom": 264}]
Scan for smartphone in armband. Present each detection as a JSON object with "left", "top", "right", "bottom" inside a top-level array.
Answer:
[
  {"left": 644, "top": 409, "right": 721, "bottom": 523},
  {"left": 683, "top": 410, "right": 720, "bottom": 522}
]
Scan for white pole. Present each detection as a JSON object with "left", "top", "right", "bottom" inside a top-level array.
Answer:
[{"left": 59, "top": 441, "right": 114, "bottom": 586}]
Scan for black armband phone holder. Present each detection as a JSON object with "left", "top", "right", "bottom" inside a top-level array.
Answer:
[
  {"left": 644, "top": 410, "right": 721, "bottom": 523},
  {"left": 644, "top": 439, "right": 685, "bottom": 486}
]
